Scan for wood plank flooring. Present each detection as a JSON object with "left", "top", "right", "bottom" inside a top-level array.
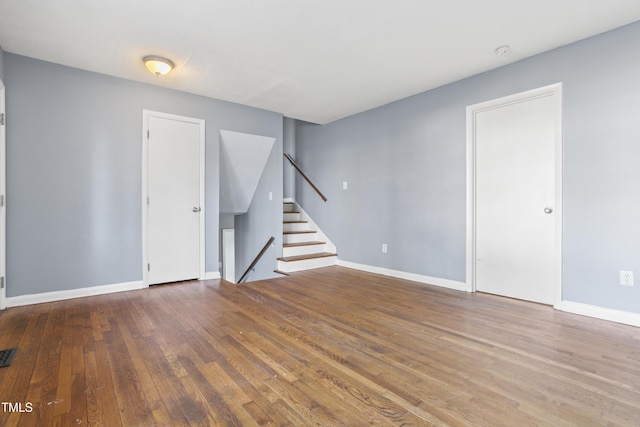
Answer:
[{"left": 0, "top": 266, "right": 639, "bottom": 426}]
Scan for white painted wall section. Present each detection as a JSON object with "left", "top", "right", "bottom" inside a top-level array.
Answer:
[{"left": 220, "top": 130, "right": 275, "bottom": 214}]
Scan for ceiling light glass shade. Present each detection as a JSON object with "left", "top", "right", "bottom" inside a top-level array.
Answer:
[{"left": 143, "top": 55, "right": 174, "bottom": 76}]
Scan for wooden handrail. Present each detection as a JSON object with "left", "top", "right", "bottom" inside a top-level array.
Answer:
[
  {"left": 284, "top": 153, "right": 327, "bottom": 202},
  {"left": 238, "top": 236, "right": 275, "bottom": 283}
]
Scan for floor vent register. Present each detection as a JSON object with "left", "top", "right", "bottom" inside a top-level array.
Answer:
[{"left": 0, "top": 348, "right": 17, "bottom": 368}]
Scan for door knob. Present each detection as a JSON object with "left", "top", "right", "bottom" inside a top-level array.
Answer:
[
  {"left": 544, "top": 206, "right": 553, "bottom": 214},
  {"left": 192, "top": 207, "right": 201, "bottom": 212}
]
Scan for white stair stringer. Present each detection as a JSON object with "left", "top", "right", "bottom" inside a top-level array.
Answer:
[{"left": 278, "top": 199, "right": 337, "bottom": 273}]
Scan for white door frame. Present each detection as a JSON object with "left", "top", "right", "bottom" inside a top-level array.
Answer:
[
  {"left": 466, "top": 83, "right": 563, "bottom": 305},
  {"left": 0, "top": 79, "right": 6, "bottom": 309},
  {"left": 142, "top": 110, "right": 206, "bottom": 287}
]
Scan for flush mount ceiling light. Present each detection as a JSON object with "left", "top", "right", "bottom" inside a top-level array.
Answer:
[
  {"left": 494, "top": 45, "right": 511, "bottom": 56},
  {"left": 143, "top": 55, "right": 174, "bottom": 76}
]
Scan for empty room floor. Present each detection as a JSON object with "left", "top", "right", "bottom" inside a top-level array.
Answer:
[{"left": 0, "top": 266, "right": 638, "bottom": 425}]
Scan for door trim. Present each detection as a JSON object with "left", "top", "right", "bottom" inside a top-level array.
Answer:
[
  {"left": 466, "top": 83, "right": 563, "bottom": 305},
  {"left": 142, "top": 110, "right": 206, "bottom": 287},
  {"left": 0, "top": 79, "right": 6, "bottom": 309}
]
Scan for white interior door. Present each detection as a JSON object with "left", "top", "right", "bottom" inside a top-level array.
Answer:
[
  {"left": 468, "top": 85, "right": 562, "bottom": 305},
  {"left": 145, "top": 112, "right": 204, "bottom": 285}
]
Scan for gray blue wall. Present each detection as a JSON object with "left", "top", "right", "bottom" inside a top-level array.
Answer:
[
  {"left": 283, "top": 117, "right": 296, "bottom": 199},
  {"left": 296, "top": 21, "right": 640, "bottom": 314},
  {"left": 234, "top": 139, "right": 283, "bottom": 283},
  {"left": 4, "top": 53, "right": 282, "bottom": 297},
  {"left": 0, "top": 46, "right": 4, "bottom": 81}
]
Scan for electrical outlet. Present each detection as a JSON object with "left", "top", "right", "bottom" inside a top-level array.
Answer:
[
  {"left": 382, "top": 244, "right": 388, "bottom": 253},
  {"left": 619, "top": 270, "right": 634, "bottom": 286}
]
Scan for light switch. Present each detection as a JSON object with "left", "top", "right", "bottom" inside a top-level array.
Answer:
[{"left": 343, "top": 181, "right": 348, "bottom": 190}]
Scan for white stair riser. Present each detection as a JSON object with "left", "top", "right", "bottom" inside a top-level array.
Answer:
[
  {"left": 283, "top": 244, "right": 327, "bottom": 257},
  {"left": 278, "top": 256, "right": 337, "bottom": 273},
  {"left": 283, "top": 222, "right": 310, "bottom": 233},
  {"left": 283, "top": 212, "right": 301, "bottom": 222},
  {"left": 283, "top": 232, "right": 317, "bottom": 244},
  {"left": 283, "top": 203, "right": 296, "bottom": 213}
]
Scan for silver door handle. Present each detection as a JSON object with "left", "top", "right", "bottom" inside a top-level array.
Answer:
[
  {"left": 192, "top": 207, "right": 201, "bottom": 212},
  {"left": 544, "top": 206, "right": 553, "bottom": 214}
]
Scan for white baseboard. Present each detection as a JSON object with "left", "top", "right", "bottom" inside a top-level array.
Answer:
[
  {"left": 337, "top": 260, "right": 467, "bottom": 292},
  {"left": 555, "top": 301, "right": 640, "bottom": 327},
  {"left": 203, "top": 271, "right": 221, "bottom": 280},
  {"left": 6, "top": 280, "right": 145, "bottom": 308},
  {"left": 337, "top": 262, "right": 640, "bottom": 328}
]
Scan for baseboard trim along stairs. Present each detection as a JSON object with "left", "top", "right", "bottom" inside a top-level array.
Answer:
[{"left": 277, "top": 200, "right": 337, "bottom": 273}]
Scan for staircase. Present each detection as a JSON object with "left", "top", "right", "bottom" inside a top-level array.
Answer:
[{"left": 277, "top": 201, "right": 337, "bottom": 273}]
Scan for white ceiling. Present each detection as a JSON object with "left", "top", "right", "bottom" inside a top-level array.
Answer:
[{"left": 1, "top": 1, "right": 640, "bottom": 124}]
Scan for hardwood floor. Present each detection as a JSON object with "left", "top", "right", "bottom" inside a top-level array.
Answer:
[{"left": 0, "top": 266, "right": 639, "bottom": 426}]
